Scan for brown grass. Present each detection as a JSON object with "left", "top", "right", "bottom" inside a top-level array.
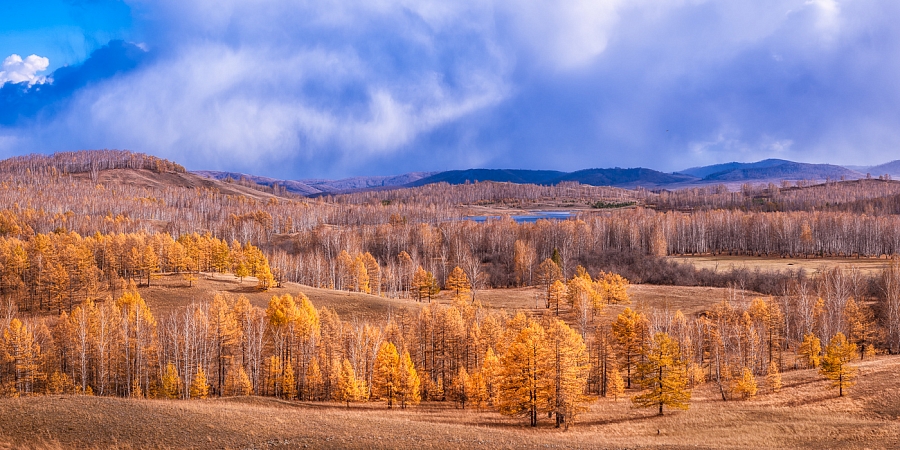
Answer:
[
  {"left": 138, "top": 276, "right": 749, "bottom": 324},
  {"left": 453, "top": 284, "right": 754, "bottom": 318},
  {"left": 670, "top": 255, "right": 892, "bottom": 276},
  {"left": 2, "top": 355, "right": 899, "bottom": 449},
  {"left": 139, "top": 273, "right": 422, "bottom": 321}
]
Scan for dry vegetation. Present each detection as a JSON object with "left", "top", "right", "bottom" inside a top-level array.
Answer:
[
  {"left": 671, "top": 255, "right": 892, "bottom": 277},
  {"left": 2, "top": 355, "right": 899, "bottom": 449}
]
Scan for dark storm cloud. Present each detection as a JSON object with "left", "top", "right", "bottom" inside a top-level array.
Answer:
[{"left": 1, "top": 0, "right": 898, "bottom": 178}]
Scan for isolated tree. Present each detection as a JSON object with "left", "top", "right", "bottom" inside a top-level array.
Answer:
[
  {"left": 373, "top": 342, "right": 401, "bottom": 408},
  {"left": 820, "top": 332, "right": 857, "bottom": 397},
  {"left": 632, "top": 332, "right": 691, "bottom": 416}
]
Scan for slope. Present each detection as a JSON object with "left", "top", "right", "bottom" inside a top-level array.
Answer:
[
  {"left": 702, "top": 161, "right": 863, "bottom": 182},
  {"left": 407, "top": 169, "right": 567, "bottom": 186},
  {"left": 553, "top": 167, "right": 698, "bottom": 187},
  {"left": 677, "top": 159, "right": 792, "bottom": 178}
]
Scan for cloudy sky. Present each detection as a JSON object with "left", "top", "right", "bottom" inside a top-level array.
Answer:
[{"left": 1, "top": 0, "right": 898, "bottom": 179}]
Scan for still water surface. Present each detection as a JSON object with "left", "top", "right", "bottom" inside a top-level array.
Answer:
[{"left": 466, "top": 211, "right": 574, "bottom": 223}]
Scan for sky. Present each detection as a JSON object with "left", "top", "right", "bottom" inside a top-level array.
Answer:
[{"left": 1, "top": 0, "right": 899, "bottom": 179}]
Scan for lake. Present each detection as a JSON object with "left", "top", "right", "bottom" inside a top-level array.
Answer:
[{"left": 465, "top": 211, "right": 575, "bottom": 223}]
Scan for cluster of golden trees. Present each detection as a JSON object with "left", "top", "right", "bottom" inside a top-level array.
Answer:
[
  {"left": 0, "top": 261, "right": 874, "bottom": 428},
  {"left": 0, "top": 229, "right": 275, "bottom": 313}
]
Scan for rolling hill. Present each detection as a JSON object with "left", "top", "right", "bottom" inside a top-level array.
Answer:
[
  {"left": 862, "top": 160, "right": 900, "bottom": 177},
  {"left": 406, "top": 169, "right": 567, "bottom": 186},
  {"left": 679, "top": 159, "right": 864, "bottom": 182},
  {"left": 194, "top": 170, "right": 435, "bottom": 196},
  {"left": 191, "top": 158, "right": 892, "bottom": 197},
  {"left": 677, "top": 159, "right": 793, "bottom": 178}
]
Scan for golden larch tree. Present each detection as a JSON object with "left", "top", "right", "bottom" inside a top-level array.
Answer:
[
  {"left": 733, "top": 367, "right": 758, "bottom": 399},
  {"left": 799, "top": 333, "right": 822, "bottom": 368},
  {"left": 632, "top": 332, "right": 691, "bottom": 416},
  {"left": 545, "top": 319, "right": 592, "bottom": 429},
  {"left": 397, "top": 350, "right": 421, "bottom": 409},
  {"left": 597, "top": 271, "right": 630, "bottom": 305},
  {"left": 336, "top": 359, "right": 365, "bottom": 407},
  {"left": 767, "top": 361, "right": 782, "bottom": 393},
  {"left": 446, "top": 266, "right": 471, "bottom": 300},
  {"left": 612, "top": 307, "right": 647, "bottom": 388},
  {"left": 161, "top": 362, "right": 181, "bottom": 399},
  {"left": 373, "top": 342, "right": 401, "bottom": 408},
  {"left": 450, "top": 366, "right": 471, "bottom": 409},
  {"left": 820, "top": 332, "right": 858, "bottom": 397},
  {"left": 190, "top": 367, "right": 209, "bottom": 399},
  {"left": 498, "top": 321, "right": 552, "bottom": 427},
  {"left": 548, "top": 280, "right": 566, "bottom": 316}
]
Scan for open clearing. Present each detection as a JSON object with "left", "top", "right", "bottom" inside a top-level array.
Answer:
[
  {"left": 670, "top": 255, "right": 892, "bottom": 276},
  {"left": 446, "top": 284, "right": 755, "bottom": 318},
  {"left": 137, "top": 274, "right": 749, "bottom": 323},
  {"left": 2, "top": 356, "right": 898, "bottom": 449},
  {"left": 139, "top": 273, "right": 421, "bottom": 321}
]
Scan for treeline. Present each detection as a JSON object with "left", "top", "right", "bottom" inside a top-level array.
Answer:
[
  {"left": 269, "top": 208, "right": 900, "bottom": 298},
  {"left": 0, "top": 150, "right": 185, "bottom": 181},
  {"left": 650, "top": 179, "right": 900, "bottom": 214},
  {"left": 0, "top": 230, "right": 275, "bottom": 313},
  {"left": 0, "top": 263, "right": 881, "bottom": 426}
]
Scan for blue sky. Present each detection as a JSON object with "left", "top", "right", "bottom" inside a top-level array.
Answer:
[{"left": 1, "top": 0, "right": 899, "bottom": 179}]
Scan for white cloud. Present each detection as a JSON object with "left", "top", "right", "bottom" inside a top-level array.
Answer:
[
  {"left": 0, "top": 54, "right": 50, "bottom": 86},
  {"left": 806, "top": 0, "right": 841, "bottom": 35}
]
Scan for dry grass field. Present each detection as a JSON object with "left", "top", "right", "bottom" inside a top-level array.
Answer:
[
  {"left": 670, "top": 255, "right": 892, "bottom": 276},
  {"left": 458, "top": 284, "right": 755, "bottom": 318},
  {"left": 139, "top": 273, "right": 422, "bottom": 321},
  {"left": 137, "top": 274, "right": 749, "bottom": 324},
  {"left": 2, "top": 355, "right": 898, "bottom": 449}
]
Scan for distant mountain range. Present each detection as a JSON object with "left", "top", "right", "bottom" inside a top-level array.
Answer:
[
  {"left": 193, "top": 170, "right": 436, "bottom": 196},
  {"left": 193, "top": 158, "right": 900, "bottom": 197}
]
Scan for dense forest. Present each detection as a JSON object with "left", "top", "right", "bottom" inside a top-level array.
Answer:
[{"left": 0, "top": 150, "right": 896, "bottom": 428}]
